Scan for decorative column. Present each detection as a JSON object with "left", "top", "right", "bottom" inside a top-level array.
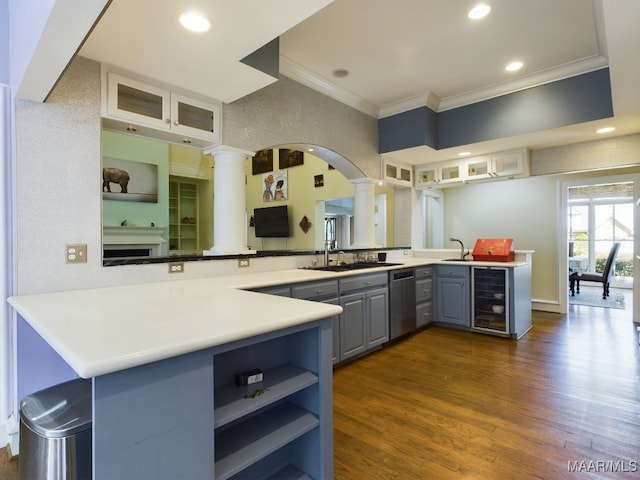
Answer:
[
  {"left": 202, "top": 145, "right": 256, "bottom": 256},
  {"left": 351, "top": 178, "right": 379, "bottom": 248}
]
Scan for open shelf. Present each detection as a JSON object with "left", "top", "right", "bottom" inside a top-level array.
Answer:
[
  {"left": 214, "top": 403, "right": 319, "bottom": 480},
  {"left": 214, "top": 364, "right": 318, "bottom": 428},
  {"left": 265, "top": 465, "right": 312, "bottom": 480}
]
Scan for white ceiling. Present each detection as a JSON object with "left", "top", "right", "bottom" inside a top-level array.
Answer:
[{"left": 78, "top": 0, "right": 640, "bottom": 165}]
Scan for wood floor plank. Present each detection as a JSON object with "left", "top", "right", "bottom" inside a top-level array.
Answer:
[{"left": 334, "top": 296, "right": 640, "bottom": 479}]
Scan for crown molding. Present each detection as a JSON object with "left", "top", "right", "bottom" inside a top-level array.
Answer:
[
  {"left": 279, "top": 55, "right": 380, "bottom": 118},
  {"left": 437, "top": 56, "right": 609, "bottom": 112},
  {"left": 281, "top": 54, "right": 609, "bottom": 120}
]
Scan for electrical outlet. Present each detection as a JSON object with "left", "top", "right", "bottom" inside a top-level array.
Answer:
[
  {"left": 238, "top": 258, "right": 250, "bottom": 268},
  {"left": 169, "top": 262, "right": 184, "bottom": 274},
  {"left": 66, "top": 244, "right": 87, "bottom": 263}
]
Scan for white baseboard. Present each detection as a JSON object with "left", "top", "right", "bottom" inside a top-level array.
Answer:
[
  {"left": 531, "top": 299, "right": 562, "bottom": 314},
  {"left": 1, "top": 414, "right": 19, "bottom": 455}
]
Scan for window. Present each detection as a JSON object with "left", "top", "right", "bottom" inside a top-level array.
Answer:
[{"left": 568, "top": 182, "right": 633, "bottom": 278}]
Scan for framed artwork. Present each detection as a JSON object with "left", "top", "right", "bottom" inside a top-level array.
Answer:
[
  {"left": 262, "top": 170, "right": 288, "bottom": 202},
  {"left": 314, "top": 174, "right": 324, "bottom": 187},
  {"left": 102, "top": 157, "right": 158, "bottom": 203},
  {"left": 279, "top": 149, "right": 304, "bottom": 169},
  {"left": 252, "top": 149, "right": 273, "bottom": 175}
]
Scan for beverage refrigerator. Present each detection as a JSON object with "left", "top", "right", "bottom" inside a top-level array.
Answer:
[{"left": 471, "top": 266, "right": 510, "bottom": 336}]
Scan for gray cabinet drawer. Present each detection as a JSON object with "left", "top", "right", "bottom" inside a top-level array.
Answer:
[
  {"left": 292, "top": 280, "right": 338, "bottom": 300},
  {"left": 436, "top": 264, "right": 468, "bottom": 278},
  {"left": 416, "top": 301, "right": 432, "bottom": 328},
  {"left": 339, "top": 272, "right": 387, "bottom": 294},
  {"left": 254, "top": 285, "right": 291, "bottom": 297},
  {"left": 416, "top": 277, "right": 433, "bottom": 303},
  {"left": 415, "top": 266, "right": 433, "bottom": 279}
]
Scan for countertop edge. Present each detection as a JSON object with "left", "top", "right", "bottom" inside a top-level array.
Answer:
[{"left": 9, "top": 256, "right": 531, "bottom": 378}]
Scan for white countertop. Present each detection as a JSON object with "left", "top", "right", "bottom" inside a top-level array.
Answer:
[
  {"left": 8, "top": 257, "right": 530, "bottom": 378},
  {"left": 9, "top": 277, "right": 342, "bottom": 378}
]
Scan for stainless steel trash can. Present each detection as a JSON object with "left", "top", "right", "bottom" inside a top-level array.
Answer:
[{"left": 19, "top": 378, "right": 92, "bottom": 480}]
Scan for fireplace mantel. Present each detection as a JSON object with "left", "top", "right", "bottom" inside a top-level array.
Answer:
[{"left": 103, "top": 226, "right": 167, "bottom": 257}]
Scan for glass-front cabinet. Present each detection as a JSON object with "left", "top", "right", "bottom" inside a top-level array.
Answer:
[
  {"left": 415, "top": 148, "right": 529, "bottom": 188},
  {"left": 471, "top": 267, "right": 509, "bottom": 336},
  {"left": 104, "top": 71, "right": 221, "bottom": 146},
  {"left": 415, "top": 160, "right": 463, "bottom": 188},
  {"left": 465, "top": 150, "right": 528, "bottom": 181}
]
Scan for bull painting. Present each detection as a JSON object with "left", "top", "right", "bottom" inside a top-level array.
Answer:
[{"left": 102, "top": 168, "right": 130, "bottom": 193}]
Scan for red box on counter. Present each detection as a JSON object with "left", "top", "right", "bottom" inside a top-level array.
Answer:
[{"left": 472, "top": 238, "right": 514, "bottom": 262}]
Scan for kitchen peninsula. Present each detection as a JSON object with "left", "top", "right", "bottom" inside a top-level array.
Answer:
[
  {"left": 10, "top": 278, "right": 341, "bottom": 479},
  {"left": 9, "top": 252, "right": 532, "bottom": 478}
]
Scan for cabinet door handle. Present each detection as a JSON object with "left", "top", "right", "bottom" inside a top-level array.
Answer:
[{"left": 315, "top": 289, "right": 324, "bottom": 294}]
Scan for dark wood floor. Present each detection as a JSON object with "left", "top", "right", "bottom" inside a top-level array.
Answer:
[
  {"left": 1, "top": 290, "right": 638, "bottom": 480},
  {"left": 334, "top": 293, "right": 640, "bottom": 479}
]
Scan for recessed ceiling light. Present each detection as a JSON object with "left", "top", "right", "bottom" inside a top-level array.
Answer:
[
  {"left": 596, "top": 127, "right": 616, "bottom": 134},
  {"left": 458, "top": 151, "right": 471, "bottom": 157},
  {"left": 332, "top": 69, "right": 349, "bottom": 78},
  {"left": 505, "top": 61, "right": 523, "bottom": 72},
  {"left": 468, "top": 3, "right": 491, "bottom": 20},
  {"left": 178, "top": 11, "right": 211, "bottom": 33}
]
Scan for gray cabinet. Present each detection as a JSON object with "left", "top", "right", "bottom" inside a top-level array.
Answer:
[
  {"left": 92, "top": 319, "right": 333, "bottom": 479},
  {"left": 435, "top": 265, "right": 470, "bottom": 328},
  {"left": 415, "top": 266, "right": 433, "bottom": 328},
  {"left": 367, "top": 287, "right": 389, "bottom": 348},
  {"left": 212, "top": 321, "right": 333, "bottom": 479},
  {"left": 339, "top": 292, "right": 367, "bottom": 360},
  {"left": 253, "top": 285, "right": 292, "bottom": 297},
  {"left": 292, "top": 280, "right": 340, "bottom": 364},
  {"left": 339, "top": 272, "right": 388, "bottom": 362}
]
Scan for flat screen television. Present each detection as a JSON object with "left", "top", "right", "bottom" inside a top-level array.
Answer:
[{"left": 254, "top": 205, "right": 290, "bottom": 237}]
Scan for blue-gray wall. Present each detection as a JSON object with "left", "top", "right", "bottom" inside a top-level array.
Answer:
[
  {"left": 0, "top": 0, "right": 7, "bottom": 84},
  {"left": 379, "top": 68, "right": 613, "bottom": 153}
]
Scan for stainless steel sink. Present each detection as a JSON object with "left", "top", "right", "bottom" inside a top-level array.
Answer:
[{"left": 304, "top": 261, "right": 403, "bottom": 272}]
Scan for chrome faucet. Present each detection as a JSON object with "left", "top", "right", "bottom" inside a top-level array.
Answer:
[
  {"left": 324, "top": 240, "right": 334, "bottom": 266},
  {"left": 449, "top": 237, "right": 469, "bottom": 260}
]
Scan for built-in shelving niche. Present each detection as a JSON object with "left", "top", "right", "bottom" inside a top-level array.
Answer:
[{"left": 213, "top": 328, "right": 323, "bottom": 479}]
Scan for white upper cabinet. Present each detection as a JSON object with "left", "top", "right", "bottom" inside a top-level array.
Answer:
[
  {"left": 415, "top": 148, "right": 529, "bottom": 189},
  {"left": 415, "top": 160, "right": 464, "bottom": 188},
  {"left": 491, "top": 149, "right": 529, "bottom": 178},
  {"left": 382, "top": 157, "right": 412, "bottom": 187},
  {"left": 465, "top": 149, "right": 529, "bottom": 181},
  {"left": 103, "top": 70, "right": 221, "bottom": 148},
  {"left": 464, "top": 155, "right": 492, "bottom": 181}
]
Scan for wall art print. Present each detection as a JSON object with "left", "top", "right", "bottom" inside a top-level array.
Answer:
[
  {"left": 102, "top": 157, "right": 158, "bottom": 203},
  {"left": 278, "top": 149, "right": 304, "bottom": 169},
  {"left": 262, "top": 170, "right": 288, "bottom": 202},
  {"left": 252, "top": 149, "right": 273, "bottom": 175}
]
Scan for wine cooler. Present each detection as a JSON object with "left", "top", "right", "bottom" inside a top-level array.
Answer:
[{"left": 472, "top": 267, "right": 510, "bottom": 336}]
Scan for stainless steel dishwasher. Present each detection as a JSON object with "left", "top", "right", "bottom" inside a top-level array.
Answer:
[{"left": 389, "top": 269, "right": 416, "bottom": 340}]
